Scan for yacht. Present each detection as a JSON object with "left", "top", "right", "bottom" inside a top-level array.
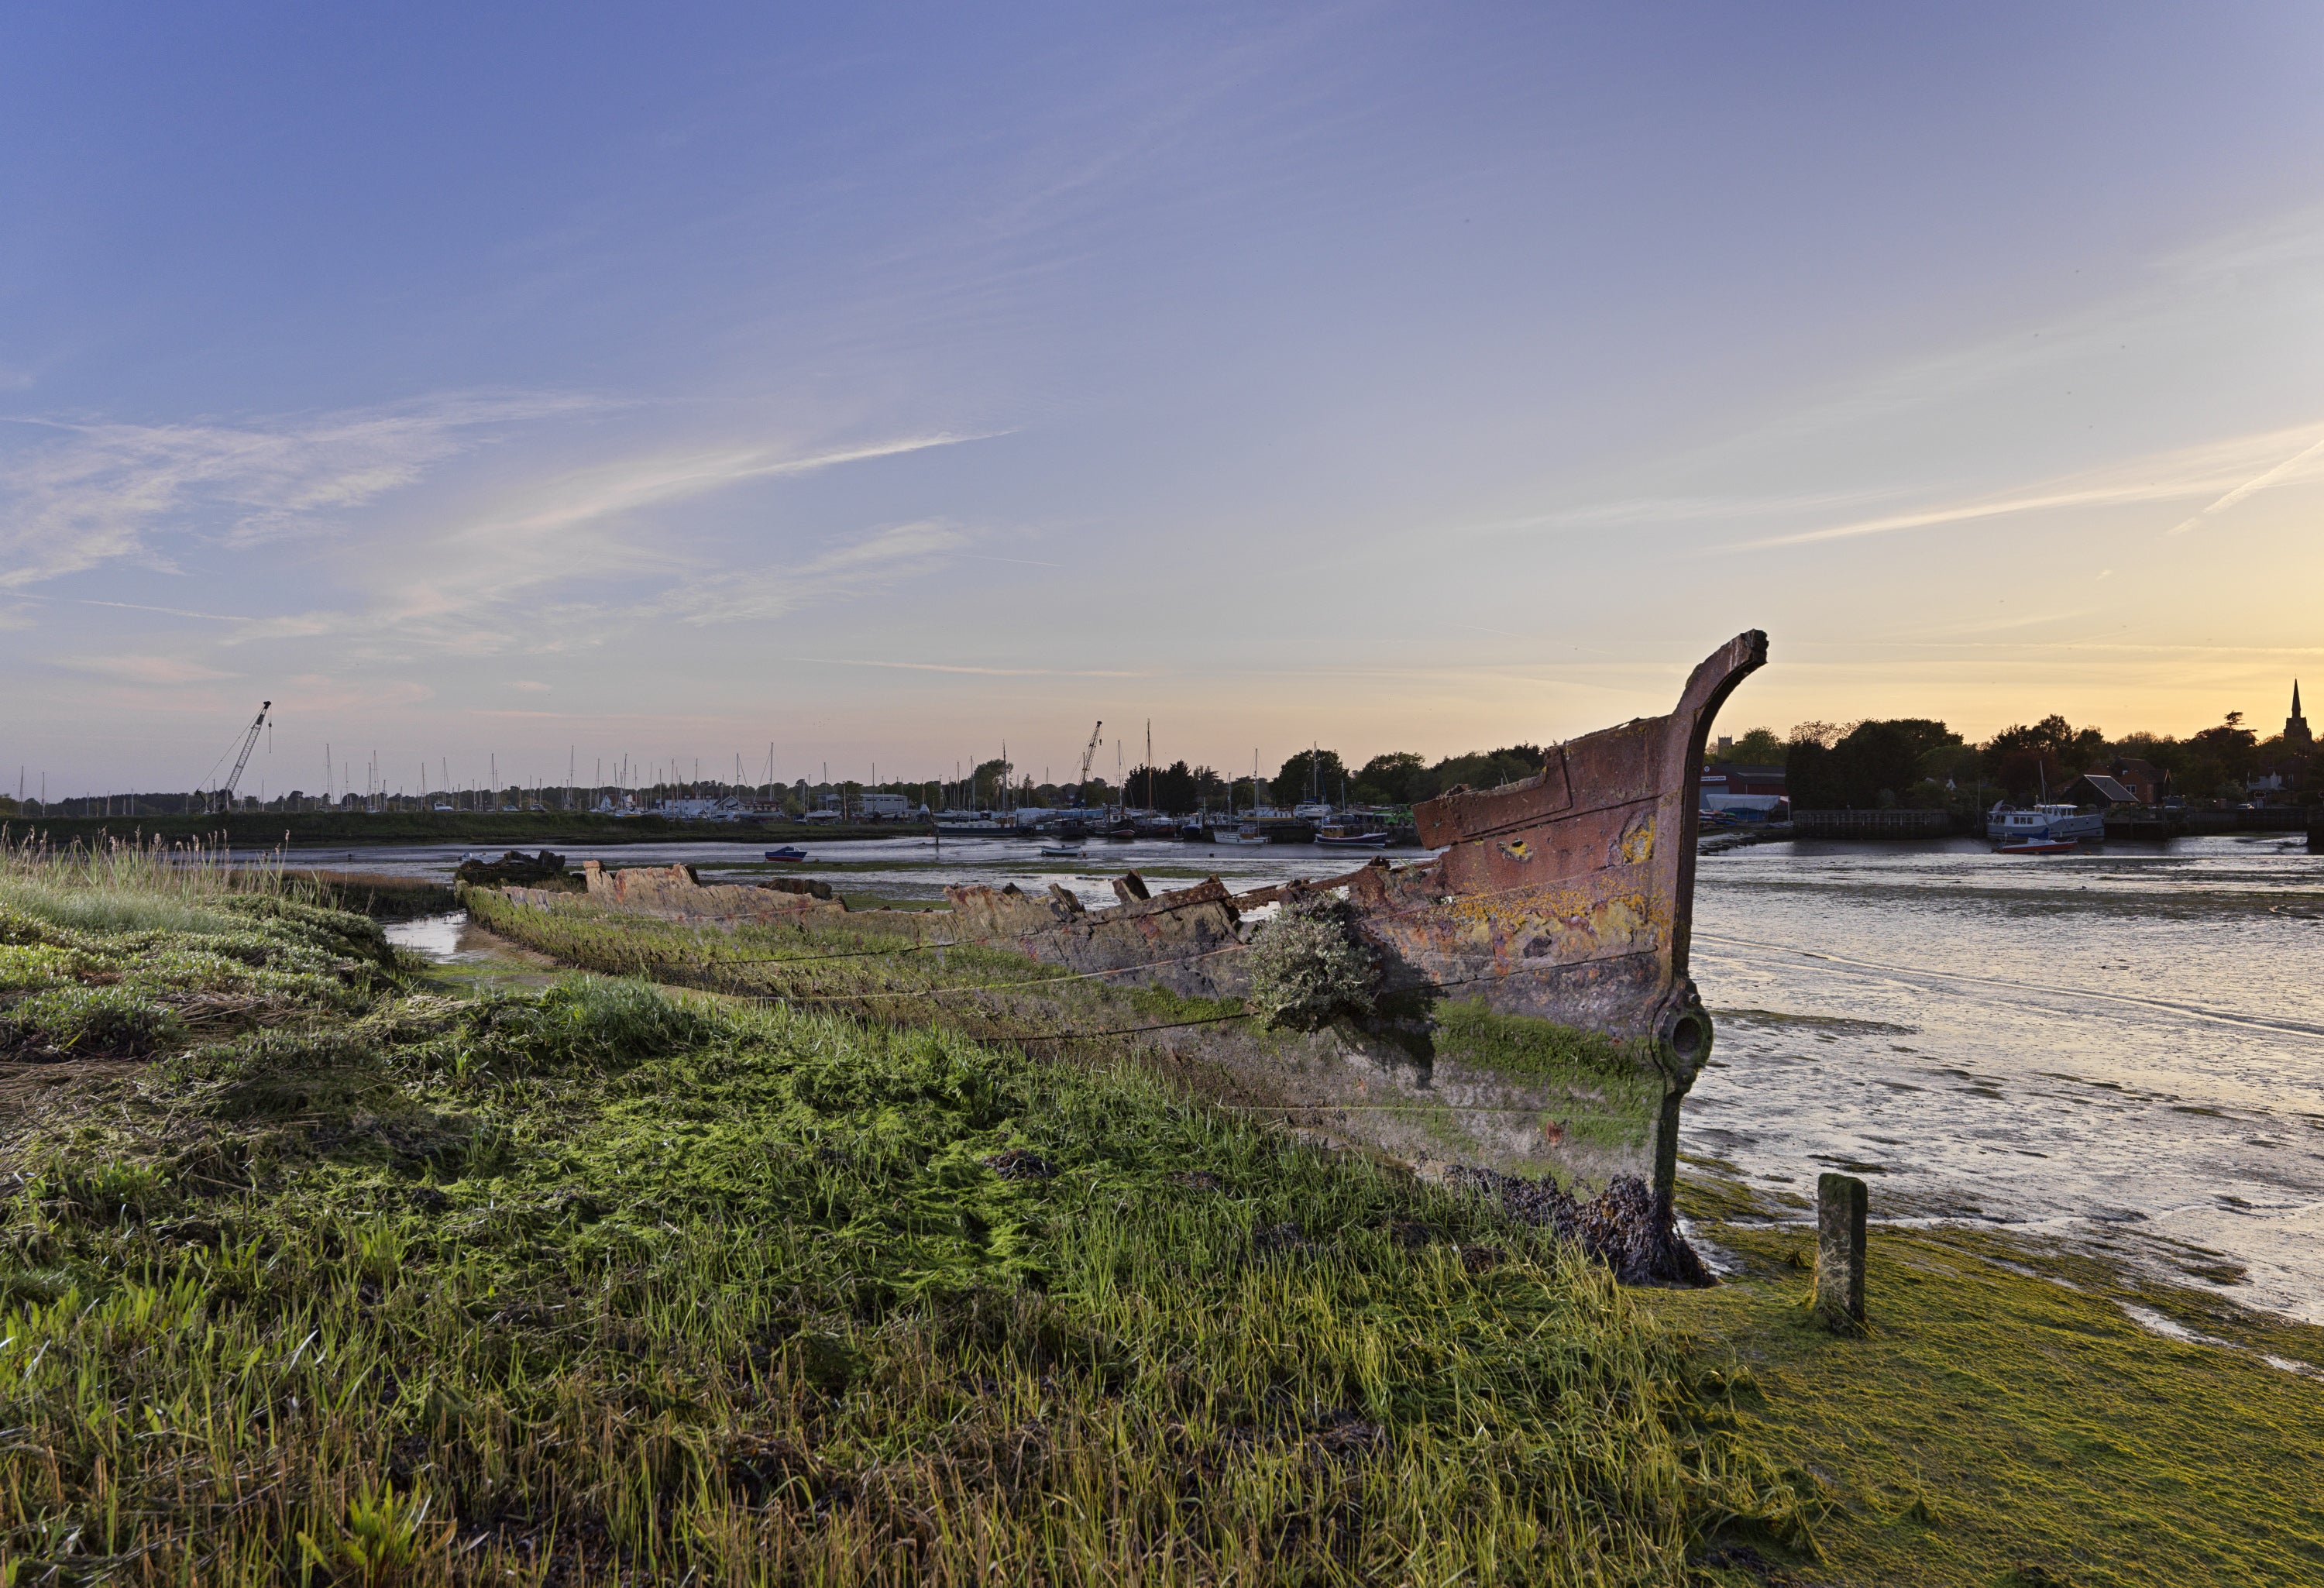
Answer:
[
  {"left": 933, "top": 811, "right": 1014, "bottom": 835},
  {"left": 1985, "top": 803, "right": 2105, "bottom": 844}
]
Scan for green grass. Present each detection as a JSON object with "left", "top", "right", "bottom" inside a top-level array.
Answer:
[
  {"left": 0, "top": 858, "right": 1807, "bottom": 1585},
  {"left": 0, "top": 841, "right": 401, "bottom": 1060},
  {"left": 459, "top": 885, "right": 1215, "bottom": 1058},
  {"left": 12, "top": 860, "right": 2323, "bottom": 1586},
  {"left": 1667, "top": 1176, "right": 2324, "bottom": 1586}
]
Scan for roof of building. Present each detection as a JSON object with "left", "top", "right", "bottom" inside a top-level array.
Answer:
[{"left": 2071, "top": 774, "right": 2140, "bottom": 804}]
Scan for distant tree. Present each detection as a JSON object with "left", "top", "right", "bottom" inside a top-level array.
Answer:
[
  {"left": 1427, "top": 747, "right": 1545, "bottom": 799},
  {"left": 1982, "top": 716, "right": 2106, "bottom": 802},
  {"left": 968, "top": 758, "right": 1012, "bottom": 807},
  {"left": 1918, "top": 741, "right": 1982, "bottom": 786},
  {"left": 1350, "top": 751, "right": 1426, "bottom": 806},
  {"left": 1724, "top": 727, "right": 1786, "bottom": 763},
  {"left": 1789, "top": 720, "right": 1851, "bottom": 750},
  {"left": 1270, "top": 749, "right": 1349, "bottom": 807},
  {"left": 2186, "top": 712, "right": 2258, "bottom": 786},
  {"left": 1122, "top": 761, "right": 1229, "bottom": 813},
  {"left": 1785, "top": 738, "right": 1839, "bottom": 809},
  {"left": 1787, "top": 719, "right": 1964, "bottom": 809}
]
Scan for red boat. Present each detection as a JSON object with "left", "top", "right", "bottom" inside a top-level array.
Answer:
[{"left": 1996, "top": 838, "right": 2077, "bottom": 855}]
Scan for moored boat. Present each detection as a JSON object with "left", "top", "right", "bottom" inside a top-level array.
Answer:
[
  {"left": 1996, "top": 837, "right": 2078, "bottom": 855},
  {"left": 1985, "top": 803, "right": 2104, "bottom": 844},
  {"left": 764, "top": 846, "right": 809, "bottom": 862},
  {"left": 1315, "top": 824, "right": 1390, "bottom": 847}
]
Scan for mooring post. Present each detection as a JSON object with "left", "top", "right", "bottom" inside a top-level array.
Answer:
[{"left": 1814, "top": 1171, "right": 1867, "bottom": 1332}]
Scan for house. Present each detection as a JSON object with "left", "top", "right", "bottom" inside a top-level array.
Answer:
[
  {"left": 2061, "top": 774, "right": 2141, "bottom": 809},
  {"left": 2101, "top": 758, "right": 2166, "bottom": 806},
  {"left": 1700, "top": 763, "right": 1787, "bottom": 820},
  {"left": 1702, "top": 762, "right": 1786, "bottom": 796}
]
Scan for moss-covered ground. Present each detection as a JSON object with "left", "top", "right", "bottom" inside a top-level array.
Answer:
[{"left": 1666, "top": 1168, "right": 2324, "bottom": 1587}]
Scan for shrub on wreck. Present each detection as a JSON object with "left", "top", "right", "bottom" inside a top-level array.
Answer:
[{"left": 1244, "top": 895, "right": 1381, "bottom": 1030}]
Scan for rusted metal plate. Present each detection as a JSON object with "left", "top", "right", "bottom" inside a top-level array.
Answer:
[
  {"left": 1412, "top": 748, "right": 1573, "bottom": 846},
  {"left": 1385, "top": 630, "right": 1765, "bottom": 1054}
]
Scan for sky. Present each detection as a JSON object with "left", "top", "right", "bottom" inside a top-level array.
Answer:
[{"left": 5, "top": 3, "right": 2323, "bottom": 800}]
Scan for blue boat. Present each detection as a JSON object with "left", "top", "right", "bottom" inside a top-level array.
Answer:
[{"left": 764, "top": 846, "right": 809, "bottom": 862}]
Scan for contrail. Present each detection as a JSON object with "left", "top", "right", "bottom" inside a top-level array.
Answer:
[{"left": 2168, "top": 428, "right": 2324, "bottom": 534}]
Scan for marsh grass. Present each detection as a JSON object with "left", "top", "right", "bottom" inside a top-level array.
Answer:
[
  {"left": 0, "top": 837, "right": 400, "bottom": 1061},
  {"left": 459, "top": 886, "right": 1250, "bottom": 1063},
  {"left": 0, "top": 872, "right": 1809, "bottom": 1585},
  {"left": 1671, "top": 1173, "right": 2324, "bottom": 1586}
]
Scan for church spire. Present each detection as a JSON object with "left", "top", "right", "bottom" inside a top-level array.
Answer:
[{"left": 2290, "top": 680, "right": 2312, "bottom": 746}]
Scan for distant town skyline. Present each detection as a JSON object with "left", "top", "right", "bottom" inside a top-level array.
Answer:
[{"left": 5, "top": 5, "right": 2324, "bottom": 798}]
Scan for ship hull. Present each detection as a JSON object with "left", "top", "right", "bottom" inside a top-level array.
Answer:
[{"left": 504, "top": 632, "right": 1769, "bottom": 1215}]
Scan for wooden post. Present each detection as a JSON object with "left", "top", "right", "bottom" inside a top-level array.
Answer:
[{"left": 1815, "top": 1171, "right": 1868, "bottom": 1332}]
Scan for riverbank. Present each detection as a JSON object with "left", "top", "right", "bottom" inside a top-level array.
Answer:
[
  {"left": 0, "top": 857, "right": 1800, "bottom": 1583},
  {"left": 1669, "top": 1165, "right": 2324, "bottom": 1584},
  {"left": 2, "top": 812, "right": 923, "bottom": 851},
  {"left": 456, "top": 886, "right": 2324, "bottom": 1579},
  {"left": 7, "top": 857, "right": 2321, "bottom": 1583}
]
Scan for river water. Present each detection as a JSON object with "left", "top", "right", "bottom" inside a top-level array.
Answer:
[
  {"left": 1692, "top": 834, "right": 2324, "bottom": 1322},
  {"left": 366, "top": 831, "right": 2324, "bottom": 1322}
]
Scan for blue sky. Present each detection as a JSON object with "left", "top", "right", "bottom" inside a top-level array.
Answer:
[{"left": 6, "top": 4, "right": 2323, "bottom": 799}]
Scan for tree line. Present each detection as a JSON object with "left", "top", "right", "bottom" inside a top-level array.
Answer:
[{"left": 1772, "top": 711, "right": 2316, "bottom": 812}]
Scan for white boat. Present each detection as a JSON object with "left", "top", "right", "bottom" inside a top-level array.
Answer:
[
  {"left": 1209, "top": 823, "right": 1273, "bottom": 847},
  {"left": 933, "top": 813, "right": 1014, "bottom": 835},
  {"left": 1038, "top": 843, "right": 1085, "bottom": 858},
  {"left": 1985, "top": 803, "right": 2105, "bottom": 844}
]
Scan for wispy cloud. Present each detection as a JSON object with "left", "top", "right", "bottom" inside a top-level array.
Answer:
[
  {"left": 56, "top": 655, "right": 238, "bottom": 685},
  {"left": 780, "top": 655, "right": 1150, "bottom": 678},
  {"left": 0, "top": 392, "right": 600, "bottom": 589},
  {"left": 1722, "top": 421, "right": 2324, "bottom": 551},
  {"left": 359, "top": 435, "right": 995, "bottom": 640},
  {"left": 648, "top": 518, "right": 975, "bottom": 627},
  {"left": 72, "top": 597, "right": 251, "bottom": 621},
  {"left": 2168, "top": 428, "right": 2324, "bottom": 534}
]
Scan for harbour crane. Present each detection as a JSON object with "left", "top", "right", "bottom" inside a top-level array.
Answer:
[
  {"left": 1074, "top": 720, "right": 1102, "bottom": 806},
  {"left": 208, "top": 701, "right": 271, "bottom": 813}
]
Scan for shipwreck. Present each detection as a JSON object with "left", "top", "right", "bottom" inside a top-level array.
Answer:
[{"left": 495, "top": 631, "right": 1768, "bottom": 1242}]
